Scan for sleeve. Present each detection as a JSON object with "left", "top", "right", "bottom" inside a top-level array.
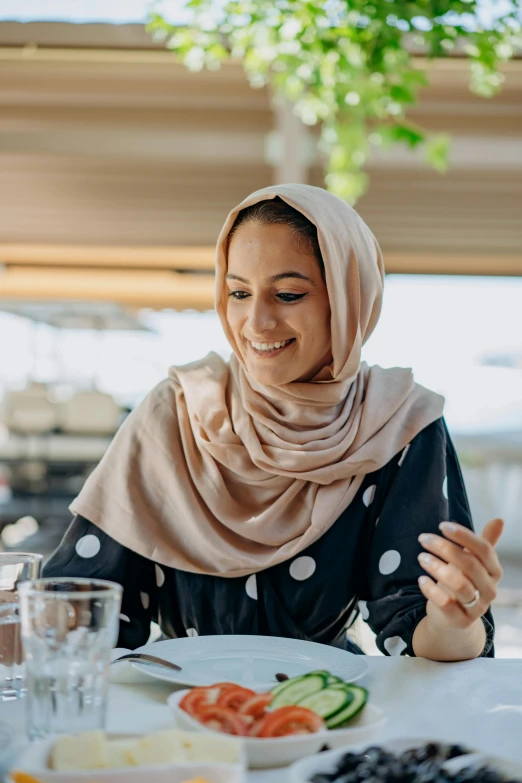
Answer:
[
  {"left": 42, "top": 515, "right": 158, "bottom": 650},
  {"left": 358, "top": 418, "right": 495, "bottom": 658}
]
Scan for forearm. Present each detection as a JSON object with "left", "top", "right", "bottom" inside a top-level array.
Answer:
[{"left": 412, "top": 615, "right": 486, "bottom": 662}]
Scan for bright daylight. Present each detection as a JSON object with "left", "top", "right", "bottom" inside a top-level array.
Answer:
[{"left": 0, "top": 0, "right": 522, "bottom": 778}]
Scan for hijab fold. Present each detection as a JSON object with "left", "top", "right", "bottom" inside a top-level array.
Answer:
[{"left": 72, "top": 184, "right": 444, "bottom": 577}]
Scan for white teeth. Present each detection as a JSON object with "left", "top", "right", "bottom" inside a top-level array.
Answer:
[{"left": 250, "top": 340, "right": 291, "bottom": 352}]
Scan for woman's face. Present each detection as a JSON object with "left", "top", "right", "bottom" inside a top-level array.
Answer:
[{"left": 226, "top": 221, "right": 332, "bottom": 386}]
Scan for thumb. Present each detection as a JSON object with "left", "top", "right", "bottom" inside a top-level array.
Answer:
[{"left": 481, "top": 518, "right": 504, "bottom": 547}]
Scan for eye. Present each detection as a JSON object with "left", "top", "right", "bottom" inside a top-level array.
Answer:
[
  {"left": 277, "top": 293, "right": 306, "bottom": 303},
  {"left": 228, "top": 291, "right": 250, "bottom": 300}
]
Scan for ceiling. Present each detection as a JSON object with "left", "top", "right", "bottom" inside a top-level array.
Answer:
[{"left": 0, "top": 22, "right": 521, "bottom": 310}]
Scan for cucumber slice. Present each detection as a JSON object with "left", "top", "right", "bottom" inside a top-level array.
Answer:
[
  {"left": 297, "top": 686, "right": 353, "bottom": 719},
  {"left": 325, "top": 685, "right": 368, "bottom": 728},
  {"left": 270, "top": 673, "right": 310, "bottom": 696},
  {"left": 270, "top": 673, "right": 326, "bottom": 708},
  {"left": 271, "top": 679, "right": 293, "bottom": 696},
  {"left": 326, "top": 675, "right": 344, "bottom": 685}
]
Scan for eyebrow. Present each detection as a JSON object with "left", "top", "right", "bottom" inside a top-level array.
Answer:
[{"left": 225, "top": 271, "right": 316, "bottom": 286}]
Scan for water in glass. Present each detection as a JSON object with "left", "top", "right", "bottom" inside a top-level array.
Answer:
[
  {"left": 0, "top": 552, "right": 42, "bottom": 700},
  {"left": 18, "top": 578, "right": 122, "bottom": 740}
]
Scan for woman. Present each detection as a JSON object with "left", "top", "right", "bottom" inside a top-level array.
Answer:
[{"left": 44, "top": 184, "right": 503, "bottom": 661}]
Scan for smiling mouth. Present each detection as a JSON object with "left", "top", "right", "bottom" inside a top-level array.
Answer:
[{"left": 248, "top": 338, "right": 295, "bottom": 357}]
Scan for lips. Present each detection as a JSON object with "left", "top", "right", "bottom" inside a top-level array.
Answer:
[{"left": 247, "top": 338, "right": 295, "bottom": 357}]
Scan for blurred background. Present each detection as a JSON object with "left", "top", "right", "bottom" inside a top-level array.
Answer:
[{"left": 0, "top": 1, "right": 521, "bottom": 654}]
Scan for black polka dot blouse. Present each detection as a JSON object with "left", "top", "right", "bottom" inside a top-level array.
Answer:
[{"left": 43, "top": 418, "right": 495, "bottom": 658}]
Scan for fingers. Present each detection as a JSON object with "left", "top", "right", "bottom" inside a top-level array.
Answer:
[
  {"left": 481, "top": 518, "right": 504, "bottom": 547},
  {"left": 418, "top": 551, "right": 479, "bottom": 606},
  {"left": 418, "top": 575, "right": 467, "bottom": 623},
  {"left": 438, "top": 522, "right": 503, "bottom": 581},
  {"left": 418, "top": 532, "right": 497, "bottom": 604}
]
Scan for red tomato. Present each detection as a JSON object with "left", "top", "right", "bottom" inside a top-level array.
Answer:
[
  {"left": 217, "top": 685, "right": 256, "bottom": 711},
  {"left": 212, "top": 682, "right": 239, "bottom": 692},
  {"left": 239, "top": 693, "right": 273, "bottom": 720},
  {"left": 179, "top": 686, "right": 219, "bottom": 716},
  {"left": 196, "top": 705, "right": 250, "bottom": 736},
  {"left": 254, "top": 706, "right": 325, "bottom": 738}
]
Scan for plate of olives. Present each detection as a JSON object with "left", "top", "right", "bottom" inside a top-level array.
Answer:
[{"left": 289, "top": 738, "right": 522, "bottom": 783}]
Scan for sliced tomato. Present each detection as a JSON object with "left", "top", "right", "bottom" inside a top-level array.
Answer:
[
  {"left": 217, "top": 685, "right": 257, "bottom": 711},
  {"left": 196, "top": 705, "right": 250, "bottom": 735},
  {"left": 254, "top": 706, "right": 325, "bottom": 738},
  {"left": 179, "top": 686, "right": 219, "bottom": 716},
  {"left": 212, "top": 682, "right": 239, "bottom": 691},
  {"left": 239, "top": 693, "right": 273, "bottom": 720}
]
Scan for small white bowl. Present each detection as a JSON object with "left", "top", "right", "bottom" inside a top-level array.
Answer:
[
  {"left": 288, "top": 736, "right": 522, "bottom": 783},
  {"left": 7, "top": 733, "right": 245, "bottom": 783},
  {"left": 168, "top": 689, "right": 387, "bottom": 769}
]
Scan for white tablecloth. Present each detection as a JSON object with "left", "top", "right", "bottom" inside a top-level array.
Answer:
[{"left": 3, "top": 656, "right": 522, "bottom": 782}]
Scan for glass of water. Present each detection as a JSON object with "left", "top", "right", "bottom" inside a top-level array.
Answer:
[
  {"left": 0, "top": 552, "right": 42, "bottom": 700},
  {"left": 18, "top": 577, "right": 122, "bottom": 740}
]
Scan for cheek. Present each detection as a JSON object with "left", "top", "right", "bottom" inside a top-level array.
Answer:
[
  {"left": 298, "top": 305, "right": 331, "bottom": 347},
  {"left": 226, "top": 304, "right": 244, "bottom": 341}
]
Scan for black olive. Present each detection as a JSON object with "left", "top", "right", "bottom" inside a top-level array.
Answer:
[
  {"left": 275, "top": 672, "right": 289, "bottom": 682},
  {"left": 446, "top": 744, "right": 469, "bottom": 759}
]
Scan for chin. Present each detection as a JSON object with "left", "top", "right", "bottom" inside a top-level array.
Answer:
[{"left": 248, "top": 366, "right": 293, "bottom": 387}]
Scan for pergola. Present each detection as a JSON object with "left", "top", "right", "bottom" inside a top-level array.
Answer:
[{"left": 0, "top": 21, "right": 521, "bottom": 311}]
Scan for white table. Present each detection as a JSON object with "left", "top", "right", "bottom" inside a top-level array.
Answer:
[{"left": 3, "top": 656, "right": 522, "bottom": 782}]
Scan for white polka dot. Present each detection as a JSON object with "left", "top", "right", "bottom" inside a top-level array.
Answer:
[
  {"left": 398, "top": 444, "right": 410, "bottom": 467},
  {"left": 245, "top": 574, "right": 258, "bottom": 600},
  {"left": 384, "top": 636, "right": 407, "bottom": 656},
  {"left": 442, "top": 476, "right": 448, "bottom": 499},
  {"left": 155, "top": 565, "right": 165, "bottom": 588},
  {"left": 362, "top": 485, "right": 376, "bottom": 507},
  {"left": 140, "top": 592, "right": 150, "bottom": 610},
  {"left": 379, "top": 549, "right": 401, "bottom": 575},
  {"left": 186, "top": 628, "right": 198, "bottom": 637},
  {"left": 289, "top": 556, "right": 316, "bottom": 581},
  {"left": 358, "top": 600, "right": 369, "bottom": 620},
  {"left": 75, "top": 534, "right": 100, "bottom": 559},
  {"left": 119, "top": 613, "right": 130, "bottom": 623}
]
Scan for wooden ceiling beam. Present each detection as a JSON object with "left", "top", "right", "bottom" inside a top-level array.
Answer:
[
  {"left": 0, "top": 244, "right": 215, "bottom": 271},
  {"left": 0, "top": 266, "right": 216, "bottom": 310}
]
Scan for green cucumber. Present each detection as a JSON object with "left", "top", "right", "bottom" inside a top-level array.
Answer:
[
  {"left": 270, "top": 673, "right": 326, "bottom": 708},
  {"left": 325, "top": 685, "right": 368, "bottom": 728},
  {"left": 326, "top": 675, "right": 344, "bottom": 685},
  {"left": 271, "top": 679, "right": 293, "bottom": 695},
  {"left": 297, "top": 686, "right": 353, "bottom": 719}
]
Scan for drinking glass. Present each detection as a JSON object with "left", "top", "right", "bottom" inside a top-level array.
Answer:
[
  {"left": 18, "top": 577, "right": 122, "bottom": 740},
  {"left": 0, "top": 552, "right": 42, "bottom": 700}
]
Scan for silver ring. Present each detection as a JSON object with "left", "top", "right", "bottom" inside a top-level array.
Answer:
[{"left": 461, "top": 588, "right": 480, "bottom": 609}]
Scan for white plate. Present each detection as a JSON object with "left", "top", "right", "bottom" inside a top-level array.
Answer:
[
  {"left": 130, "top": 635, "right": 368, "bottom": 690},
  {"left": 168, "top": 689, "right": 386, "bottom": 769},
  {"left": 288, "top": 737, "right": 522, "bottom": 783},
  {"left": 8, "top": 733, "right": 245, "bottom": 783}
]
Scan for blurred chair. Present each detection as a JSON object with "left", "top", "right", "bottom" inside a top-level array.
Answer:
[
  {"left": 1, "top": 383, "right": 58, "bottom": 434},
  {"left": 58, "top": 390, "right": 122, "bottom": 435}
]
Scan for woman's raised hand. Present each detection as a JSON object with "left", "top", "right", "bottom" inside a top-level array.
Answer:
[{"left": 417, "top": 518, "right": 504, "bottom": 631}]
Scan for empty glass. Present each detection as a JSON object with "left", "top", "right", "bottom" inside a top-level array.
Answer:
[
  {"left": 0, "top": 552, "right": 42, "bottom": 700},
  {"left": 18, "top": 577, "right": 122, "bottom": 740}
]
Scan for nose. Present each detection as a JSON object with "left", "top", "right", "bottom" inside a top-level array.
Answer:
[{"left": 246, "top": 295, "right": 278, "bottom": 335}]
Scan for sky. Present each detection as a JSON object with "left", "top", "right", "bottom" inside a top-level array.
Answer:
[
  {"left": 0, "top": 0, "right": 513, "bottom": 25},
  {"left": 1, "top": 274, "right": 522, "bottom": 435}
]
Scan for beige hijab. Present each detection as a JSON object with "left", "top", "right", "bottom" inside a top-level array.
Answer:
[{"left": 71, "top": 184, "right": 444, "bottom": 577}]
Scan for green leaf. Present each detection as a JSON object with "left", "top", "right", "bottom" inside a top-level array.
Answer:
[
  {"left": 425, "top": 134, "right": 451, "bottom": 173},
  {"left": 145, "top": 0, "right": 522, "bottom": 204}
]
